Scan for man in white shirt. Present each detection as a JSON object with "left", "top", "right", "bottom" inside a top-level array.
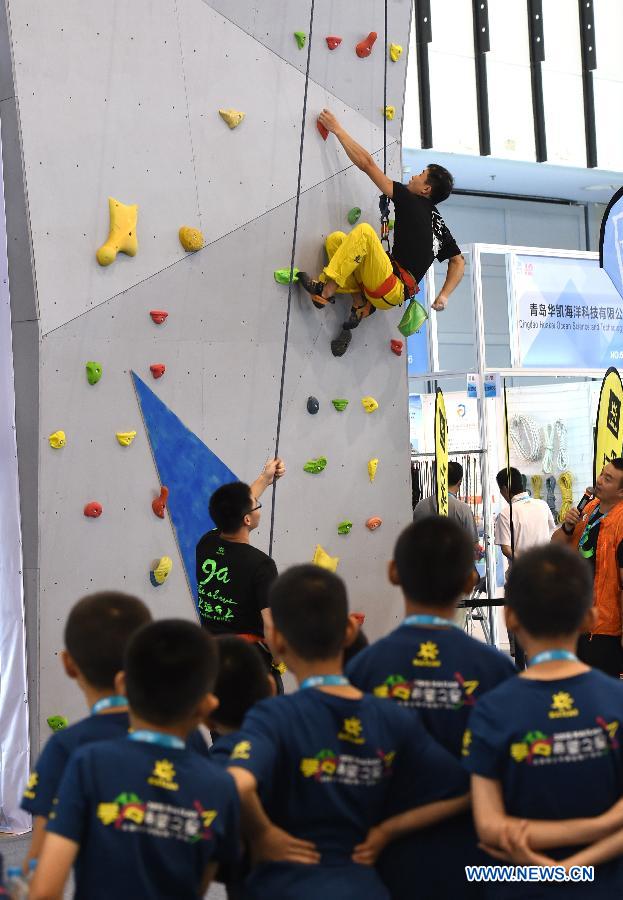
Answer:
[{"left": 494, "top": 467, "right": 556, "bottom": 560}]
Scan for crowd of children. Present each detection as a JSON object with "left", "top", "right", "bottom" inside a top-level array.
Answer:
[{"left": 12, "top": 515, "right": 623, "bottom": 898}]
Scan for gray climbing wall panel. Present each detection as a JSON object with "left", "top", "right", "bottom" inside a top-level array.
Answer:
[{"left": 6, "top": 0, "right": 413, "bottom": 740}]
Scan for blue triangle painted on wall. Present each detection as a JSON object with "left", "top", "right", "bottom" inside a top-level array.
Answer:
[{"left": 132, "top": 372, "right": 238, "bottom": 605}]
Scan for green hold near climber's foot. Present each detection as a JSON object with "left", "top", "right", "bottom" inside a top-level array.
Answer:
[
  {"left": 294, "top": 31, "right": 306, "bottom": 49},
  {"left": 47, "top": 715, "right": 68, "bottom": 732},
  {"left": 347, "top": 207, "right": 361, "bottom": 226},
  {"left": 304, "top": 456, "right": 327, "bottom": 474},
  {"left": 274, "top": 267, "right": 300, "bottom": 285},
  {"left": 332, "top": 399, "right": 349, "bottom": 412},
  {"left": 337, "top": 520, "right": 353, "bottom": 535}
]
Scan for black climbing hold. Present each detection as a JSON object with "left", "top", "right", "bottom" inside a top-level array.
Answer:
[{"left": 307, "top": 396, "right": 320, "bottom": 414}]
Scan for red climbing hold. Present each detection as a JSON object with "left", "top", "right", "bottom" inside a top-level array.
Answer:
[
  {"left": 326, "top": 36, "right": 342, "bottom": 50},
  {"left": 390, "top": 339, "right": 403, "bottom": 356},
  {"left": 152, "top": 485, "right": 169, "bottom": 519},
  {"left": 356, "top": 32, "right": 377, "bottom": 58},
  {"left": 150, "top": 364, "right": 166, "bottom": 379},
  {"left": 150, "top": 310, "right": 168, "bottom": 325},
  {"left": 84, "top": 501, "right": 102, "bottom": 518},
  {"left": 317, "top": 118, "right": 329, "bottom": 141},
  {"left": 352, "top": 612, "right": 366, "bottom": 626}
]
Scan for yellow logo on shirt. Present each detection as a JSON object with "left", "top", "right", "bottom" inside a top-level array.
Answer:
[
  {"left": 230, "top": 740, "right": 251, "bottom": 761},
  {"left": 548, "top": 692, "right": 579, "bottom": 719},
  {"left": 147, "top": 759, "right": 179, "bottom": 791},
  {"left": 461, "top": 729, "right": 472, "bottom": 757},
  {"left": 413, "top": 641, "right": 441, "bottom": 668},
  {"left": 23, "top": 772, "right": 38, "bottom": 800},
  {"left": 338, "top": 717, "right": 365, "bottom": 744}
]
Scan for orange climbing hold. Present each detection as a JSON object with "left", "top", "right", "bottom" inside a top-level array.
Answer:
[
  {"left": 317, "top": 118, "right": 329, "bottom": 141},
  {"left": 152, "top": 486, "right": 169, "bottom": 519},
  {"left": 84, "top": 501, "right": 103, "bottom": 518},
  {"left": 150, "top": 310, "right": 168, "bottom": 325},
  {"left": 356, "top": 32, "right": 377, "bottom": 58},
  {"left": 150, "top": 364, "right": 166, "bottom": 379},
  {"left": 326, "top": 36, "right": 342, "bottom": 50},
  {"left": 390, "top": 339, "right": 403, "bottom": 356},
  {"left": 366, "top": 516, "right": 383, "bottom": 530}
]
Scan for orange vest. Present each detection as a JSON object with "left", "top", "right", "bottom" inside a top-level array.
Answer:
[{"left": 571, "top": 498, "right": 623, "bottom": 636}]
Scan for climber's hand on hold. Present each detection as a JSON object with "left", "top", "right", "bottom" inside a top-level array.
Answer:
[{"left": 318, "top": 109, "right": 340, "bottom": 134}]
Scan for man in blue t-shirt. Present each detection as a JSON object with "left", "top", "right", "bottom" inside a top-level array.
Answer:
[
  {"left": 29, "top": 620, "right": 240, "bottom": 900},
  {"left": 464, "top": 544, "right": 623, "bottom": 898},
  {"left": 347, "top": 516, "right": 516, "bottom": 898},
  {"left": 227, "top": 565, "right": 470, "bottom": 900}
]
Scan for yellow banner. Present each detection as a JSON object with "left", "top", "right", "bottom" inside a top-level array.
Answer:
[
  {"left": 435, "top": 388, "right": 449, "bottom": 516},
  {"left": 594, "top": 366, "right": 623, "bottom": 484}
]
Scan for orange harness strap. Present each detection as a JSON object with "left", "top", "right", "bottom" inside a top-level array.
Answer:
[{"left": 363, "top": 272, "right": 398, "bottom": 299}]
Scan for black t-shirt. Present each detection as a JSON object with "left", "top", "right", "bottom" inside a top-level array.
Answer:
[
  {"left": 195, "top": 530, "right": 277, "bottom": 636},
  {"left": 391, "top": 181, "right": 461, "bottom": 281}
]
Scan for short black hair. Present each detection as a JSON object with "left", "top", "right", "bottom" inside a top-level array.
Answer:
[
  {"left": 209, "top": 481, "right": 253, "bottom": 532},
  {"left": 394, "top": 516, "right": 474, "bottom": 607},
  {"left": 448, "top": 460, "right": 463, "bottom": 487},
  {"left": 64, "top": 592, "right": 151, "bottom": 689},
  {"left": 125, "top": 620, "right": 218, "bottom": 725},
  {"left": 269, "top": 564, "right": 348, "bottom": 661},
  {"left": 496, "top": 467, "right": 524, "bottom": 496},
  {"left": 426, "top": 164, "right": 454, "bottom": 203},
  {"left": 212, "top": 636, "right": 272, "bottom": 729},
  {"left": 607, "top": 457, "right": 623, "bottom": 488},
  {"left": 505, "top": 544, "right": 592, "bottom": 638}
]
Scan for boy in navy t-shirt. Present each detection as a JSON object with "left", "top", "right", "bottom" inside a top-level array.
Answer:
[
  {"left": 20, "top": 591, "right": 151, "bottom": 872},
  {"left": 346, "top": 516, "right": 516, "bottom": 898},
  {"left": 227, "top": 564, "right": 470, "bottom": 900},
  {"left": 29, "top": 620, "right": 240, "bottom": 900},
  {"left": 464, "top": 544, "right": 623, "bottom": 898}
]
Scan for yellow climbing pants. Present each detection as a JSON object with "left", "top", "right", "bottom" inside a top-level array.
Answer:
[{"left": 320, "top": 223, "right": 404, "bottom": 311}]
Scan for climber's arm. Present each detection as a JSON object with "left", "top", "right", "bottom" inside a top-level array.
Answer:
[{"left": 318, "top": 109, "right": 393, "bottom": 198}]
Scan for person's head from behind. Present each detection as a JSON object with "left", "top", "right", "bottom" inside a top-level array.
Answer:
[
  {"left": 208, "top": 481, "right": 262, "bottom": 534},
  {"left": 505, "top": 544, "right": 594, "bottom": 645},
  {"left": 121, "top": 620, "right": 219, "bottom": 731},
  {"left": 63, "top": 591, "right": 152, "bottom": 691},
  {"left": 496, "top": 466, "right": 524, "bottom": 503},
  {"left": 267, "top": 565, "right": 354, "bottom": 670},
  {"left": 207, "top": 637, "right": 273, "bottom": 734},
  {"left": 448, "top": 460, "right": 463, "bottom": 491},
  {"left": 390, "top": 516, "right": 477, "bottom": 610},
  {"left": 408, "top": 165, "right": 454, "bottom": 203},
  {"left": 595, "top": 459, "right": 623, "bottom": 509}
]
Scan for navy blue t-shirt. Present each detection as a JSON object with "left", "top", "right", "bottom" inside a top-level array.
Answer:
[
  {"left": 21, "top": 711, "right": 129, "bottom": 817},
  {"left": 464, "top": 670, "right": 623, "bottom": 897},
  {"left": 228, "top": 689, "right": 468, "bottom": 900},
  {"left": 47, "top": 736, "right": 240, "bottom": 900}
]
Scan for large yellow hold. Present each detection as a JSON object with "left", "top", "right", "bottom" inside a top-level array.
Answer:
[
  {"left": 219, "top": 108, "right": 245, "bottom": 129},
  {"left": 312, "top": 545, "right": 339, "bottom": 573},
  {"left": 96, "top": 198, "right": 138, "bottom": 267},
  {"left": 179, "top": 226, "right": 204, "bottom": 252},
  {"left": 116, "top": 431, "right": 137, "bottom": 447},
  {"left": 49, "top": 430, "right": 66, "bottom": 449},
  {"left": 368, "top": 458, "right": 379, "bottom": 482},
  {"left": 389, "top": 43, "right": 403, "bottom": 62}
]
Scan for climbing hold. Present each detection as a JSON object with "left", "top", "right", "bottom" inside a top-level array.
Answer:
[
  {"left": 48, "top": 430, "right": 66, "bottom": 449},
  {"left": 307, "top": 396, "right": 320, "bottom": 414},
  {"left": 326, "top": 36, "right": 342, "bottom": 50},
  {"left": 388, "top": 218, "right": 395, "bottom": 231},
  {"left": 152, "top": 485, "right": 169, "bottom": 519},
  {"left": 47, "top": 715, "right": 68, "bottom": 732},
  {"left": 150, "top": 555, "right": 173, "bottom": 586},
  {"left": 356, "top": 32, "right": 377, "bottom": 58},
  {"left": 85, "top": 361, "right": 102, "bottom": 385},
  {"left": 116, "top": 431, "right": 137, "bottom": 447},
  {"left": 337, "top": 520, "right": 353, "bottom": 535},
  {"left": 274, "top": 267, "right": 300, "bottom": 285},
  {"left": 96, "top": 197, "right": 138, "bottom": 267},
  {"left": 368, "top": 458, "right": 379, "bottom": 482},
  {"left": 389, "top": 43, "right": 403, "bottom": 62},
  {"left": 178, "top": 226, "right": 204, "bottom": 252},
  {"left": 294, "top": 31, "right": 306, "bottom": 49},
  {"left": 317, "top": 118, "right": 329, "bottom": 141},
  {"left": 366, "top": 516, "right": 383, "bottom": 531},
  {"left": 347, "top": 207, "right": 361, "bottom": 226},
  {"left": 83, "top": 501, "right": 103, "bottom": 518},
  {"left": 150, "top": 364, "right": 166, "bottom": 379},
  {"left": 352, "top": 612, "right": 366, "bottom": 626},
  {"left": 303, "top": 457, "right": 328, "bottom": 474},
  {"left": 218, "top": 108, "right": 245, "bottom": 129},
  {"left": 361, "top": 396, "right": 379, "bottom": 413},
  {"left": 150, "top": 310, "right": 168, "bottom": 325},
  {"left": 332, "top": 399, "right": 349, "bottom": 412},
  {"left": 312, "top": 544, "right": 339, "bottom": 572},
  {"left": 384, "top": 106, "right": 396, "bottom": 121},
  {"left": 390, "top": 339, "right": 403, "bottom": 356}
]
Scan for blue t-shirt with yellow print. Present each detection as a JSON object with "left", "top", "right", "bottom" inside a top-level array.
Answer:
[{"left": 47, "top": 736, "right": 240, "bottom": 900}]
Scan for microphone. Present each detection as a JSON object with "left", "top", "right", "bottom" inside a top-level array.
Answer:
[{"left": 577, "top": 489, "right": 595, "bottom": 514}]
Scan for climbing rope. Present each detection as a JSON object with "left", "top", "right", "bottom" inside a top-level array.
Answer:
[
  {"left": 545, "top": 476, "right": 557, "bottom": 518},
  {"left": 558, "top": 470, "right": 574, "bottom": 524},
  {"left": 509, "top": 414, "right": 543, "bottom": 462},
  {"left": 530, "top": 473, "right": 543, "bottom": 500},
  {"left": 379, "top": 0, "right": 391, "bottom": 253},
  {"left": 542, "top": 420, "right": 567, "bottom": 474},
  {"left": 268, "top": 0, "right": 316, "bottom": 557}
]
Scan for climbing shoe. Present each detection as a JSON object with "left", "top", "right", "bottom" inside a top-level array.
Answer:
[
  {"left": 343, "top": 300, "right": 376, "bottom": 330},
  {"left": 298, "top": 271, "right": 334, "bottom": 309},
  {"left": 331, "top": 329, "right": 352, "bottom": 357}
]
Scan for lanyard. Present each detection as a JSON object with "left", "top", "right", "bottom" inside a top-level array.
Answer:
[
  {"left": 299, "top": 675, "right": 350, "bottom": 690},
  {"left": 403, "top": 614, "right": 461, "bottom": 629},
  {"left": 91, "top": 695, "right": 128, "bottom": 715},
  {"left": 128, "top": 729, "right": 185, "bottom": 750},
  {"left": 579, "top": 507, "right": 606, "bottom": 554},
  {"left": 511, "top": 492, "right": 530, "bottom": 505},
  {"left": 528, "top": 650, "right": 578, "bottom": 667}
]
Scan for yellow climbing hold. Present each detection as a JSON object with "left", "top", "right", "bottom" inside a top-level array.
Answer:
[
  {"left": 389, "top": 43, "right": 403, "bottom": 62},
  {"left": 178, "top": 226, "right": 204, "bottom": 252},
  {"left": 49, "top": 430, "right": 66, "bottom": 449},
  {"left": 312, "top": 545, "right": 339, "bottom": 573},
  {"left": 96, "top": 197, "right": 138, "bottom": 267},
  {"left": 368, "top": 458, "right": 379, "bottom": 482},
  {"left": 219, "top": 108, "right": 245, "bottom": 129},
  {"left": 384, "top": 106, "right": 396, "bottom": 121},
  {"left": 361, "top": 396, "right": 379, "bottom": 413},
  {"left": 152, "top": 556, "right": 173, "bottom": 585},
  {"left": 116, "top": 431, "right": 137, "bottom": 447}
]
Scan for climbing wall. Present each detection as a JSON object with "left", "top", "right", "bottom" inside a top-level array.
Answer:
[{"left": 5, "top": 0, "right": 413, "bottom": 740}]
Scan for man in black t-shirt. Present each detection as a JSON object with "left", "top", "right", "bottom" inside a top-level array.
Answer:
[{"left": 298, "top": 108, "right": 464, "bottom": 356}]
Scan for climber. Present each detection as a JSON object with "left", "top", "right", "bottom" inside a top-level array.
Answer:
[{"left": 298, "top": 109, "right": 465, "bottom": 356}]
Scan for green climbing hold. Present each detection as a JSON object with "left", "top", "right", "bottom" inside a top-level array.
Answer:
[
  {"left": 337, "top": 520, "right": 353, "bottom": 535},
  {"left": 294, "top": 31, "right": 306, "bottom": 49},
  {"left": 347, "top": 207, "right": 361, "bottom": 226},
  {"left": 86, "top": 361, "right": 102, "bottom": 385},
  {"left": 332, "top": 399, "right": 349, "bottom": 412},
  {"left": 47, "top": 715, "right": 68, "bottom": 732},
  {"left": 398, "top": 298, "right": 428, "bottom": 337},
  {"left": 274, "top": 267, "right": 300, "bottom": 285},
  {"left": 303, "top": 456, "right": 328, "bottom": 474}
]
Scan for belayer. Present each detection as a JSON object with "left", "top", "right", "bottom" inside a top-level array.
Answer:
[{"left": 298, "top": 109, "right": 465, "bottom": 356}]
